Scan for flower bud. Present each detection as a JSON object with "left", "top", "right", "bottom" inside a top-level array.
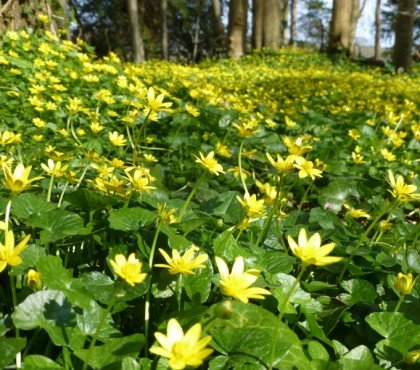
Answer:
[
  {"left": 395, "top": 273, "right": 414, "bottom": 295},
  {"left": 27, "top": 269, "right": 42, "bottom": 290},
  {"left": 405, "top": 349, "right": 420, "bottom": 364},
  {"left": 214, "top": 300, "right": 233, "bottom": 319}
]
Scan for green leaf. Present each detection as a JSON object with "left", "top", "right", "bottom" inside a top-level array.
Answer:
[
  {"left": 184, "top": 259, "right": 213, "bottom": 303},
  {"left": 37, "top": 255, "right": 92, "bottom": 309},
  {"left": 317, "top": 180, "right": 357, "bottom": 213},
  {"left": 109, "top": 207, "right": 156, "bottom": 231},
  {"left": 273, "top": 273, "right": 312, "bottom": 305},
  {"left": 12, "top": 290, "right": 76, "bottom": 346},
  {"left": 213, "top": 231, "right": 250, "bottom": 261},
  {"left": 12, "top": 193, "right": 55, "bottom": 219},
  {"left": 0, "top": 338, "right": 26, "bottom": 369},
  {"left": 201, "top": 191, "right": 243, "bottom": 223},
  {"left": 26, "top": 209, "right": 84, "bottom": 242},
  {"left": 160, "top": 224, "right": 193, "bottom": 250},
  {"left": 23, "top": 355, "right": 62, "bottom": 369},
  {"left": 340, "top": 279, "right": 377, "bottom": 305},
  {"left": 209, "top": 301, "right": 309, "bottom": 368},
  {"left": 66, "top": 189, "right": 121, "bottom": 210},
  {"left": 309, "top": 208, "right": 342, "bottom": 230},
  {"left": 307, "top": 340, "right": 329, "bottom": 361},
  {"left": 365, "top": 312, "right": 420, "bottom": 353},
  {"left": 73, "top": 334, "right": 144, "bottom": 369},
  {"left": 338, "top": 345, "right": 381, "bottom": 370},
  {"left": 77, "top": 271, "right": 115, "bottom": 304}
]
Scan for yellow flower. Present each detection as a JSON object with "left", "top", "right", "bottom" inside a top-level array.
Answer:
[
  {"left": 27, "top": 269, "right": 42, "bottom": 290},
  {"left": 41, "top": 159, "right": 69, "bottom": 178},
  {"left": 144, "top": 153, "right": 158, "bottom": 162},
  {"left": 108, "top": 131, "right": 127, "bottom": 146},
  {"left": 285, "top": 116, "right": 297, "bottom": 128},
  {"left": 90, "top": 122, "right": 105, "bottom": 133},
  {"left": 293, "top": 157, "right": 323, "bottom": 180},
  {"left": 2, "top": 163, "right": 43, "bottom": 193},
  {"left": 109, "top": 253, "right": 147, "bottom": 286},
  {"left": 215, "top": 142, "right": 231, "bottom": 158},
  {"left": 287, "top": 228, "right": 342, "bottom": 267},
  {"left": 236, "top": 193, "right": 265, "bottom": 218},
  {"left": 124, "top": 168, "right": 156, "bottom": 192},
  {"left": 344, "top": 205, "right": 371, "bottom": 219},
  {"left": 232, "top": 121, "right": 259, "bottom": 138},
  {"left": 266, "top": 153, "right": 295, "bottom": 174},
  {"left": 150, "top": 318, "right": 213, "bottom": 370},
  {"left": 405, "top": 349, "right": 420, "bottom": 364},
  {"left": 0, "top": 230, "right": 31, "bottom": 273},
  {"left": 283, "top": 136, "right": 312, "bottom": 156},
  {"left": 378, "top": 220, "right": 392, "bottom": 232},
  {"left": 185, "top": 104, "right": 200, "bottom": 117},
  {"left": 195, "top": 151, "right": 225, "bottom": 176},
  {"left": 157, "top": 203, "right": 177, "bottom": 224},
  {"left": 351, "top": 152, "right": 365, "bottom": 164},
  {"left": 348, "top": 129, "right": 361, "bottom": 140},
  {"left": 395, "top": 273, "right": 415, "bottom": 295},
  {"left": 215, "top": 256, "right": 271, "bottom": 303},
  {"left": 145, "top": 87, "right": 172, "bottom": 112},
  {"left": 256, "top": 181, "right": 278, "bottom": 205},
  {"left": 380, "top": 148, "right": 396, "bottom": 162},
  {"left": 155, "top": 246, "right": 208, "bottom": 275},
  {"left": 0, "top": 130, "right": 21, "bottom": 146},
  {"left": 387, "top": 170, "right": 419, "bottom": 202}
]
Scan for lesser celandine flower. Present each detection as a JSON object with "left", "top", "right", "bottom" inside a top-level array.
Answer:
[
  {"left": 145, "top": 87, "right": 172, "bottom": 112},
  {"left": 41, "top": 159, "right": 69, "bottom": 178},
  {"left": 287, "top": 228, "right": 342, "bottom": 267},
  {"left": 266, "top": 153, "right": 295, "bottom": 174},
  {"left": 344, "top": 204, "right": 371, "bottom": 219},
  {"left": 395, "top": 273, "right": 415, "bottom": 295},
  {"left": 194, "top": 151, "right": 225, "bottom": 176},
  {"left": 108, "top": 131, "right": 127, "bottom": 146},
  {"left": 215, "top": 256, "right": 271, "bottom": 303},
  {"left": 27, "top": 269, "right": 42, "bottom": 290},
  {"left": 293, "top": 157, "right": 323, "bottom": 180},
  {"left": 0, "top": 230, "right": 31, "bottom": 273},
  {"left": 109, "top": 253, "right": 147, "bottom": 286},
  {"left": 387, "top": 170, "right": 419, "bottom": 202},
  {"left": 2, "top": 163, "right": 43, "bottom": 193},
  {"left": 283, "top": 136, "right": 312, "bottom": 156},
  {"left": 150, "top": 318, "right": 213, "bottom": 369},
  {"left": 236, "top": 193, "right": 265, "bottom": 218},
  {"left": 155, "top": 246, "right": 208, "bottom": 275}
]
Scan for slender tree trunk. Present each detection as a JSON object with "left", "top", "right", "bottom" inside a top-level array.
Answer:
[
  {"left": 289, "top": 0, "right": 297, "bottom": 45},
  {"left": 212, "top": 0, "right": 226, "bottom": 50},
  {"left": 348, "top": 0, "right": 360, "bottom": 54},
  {"left": 393, "top": 0, "right": 415, "bottom": 72},
  {"left": 161, "top": 0, "right": 168, "bottom": 60},
  {"left": 329, "top": 0, "right": 352, "bottom": 53},
  {"left": 280, "top": 0, "right": 288, "bottom": 45},
  {"left": 57, "top": 0, "right": 72, "bottom": 40},
  {"left": 228, "top": 0, "right": 247, "bottom": 59},
  {"left": 192, "top": 3, "right": 201, "bottom": 62},
  {"left": 252, "top": 0, "right": 264, "bottom": 49},
  {"left": 263, "top": 0, "right": 281, "bottom": 48},
  {"left": 374, "top": 0, "right": 381, "bottom": 60},
  {"left": 127, "top": 0, "right": 145, "bottom": 62}
]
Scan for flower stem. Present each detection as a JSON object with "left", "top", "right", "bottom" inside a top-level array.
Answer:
[
  {"left": 178, "top": 171, "right": 207, "bottom": 221},
  {"left": 46, "top": 174, "right": 55, "bottom": 203},
  {"left": 337, "top": 200, "right": 396, "bottom": 284},
  {"left": 82, "top": 299, "right": 114, "bottom": 370},
  {"left": 10, "top": 274, "right": 19, "bottom": 337},
  {"left": 144, "top": 221, "right": 162, "bottom": 358},
  {"left": 298, "top": 182, "right": 313, "bottom": 211},
  {"left": 255, "top": 177, "right": 282, "bottom": 247},
  {"left": 269, "top": 265, "right": 306, "bottom": 370},
  {"left": 238, "top": 141, "right": 248, "bottom": 195},
  {"left": 57, "top": 182, "right": 69, "bottom": 208},
  {"left": 394, "top": 295, "right": 405, "bottom": 312}
]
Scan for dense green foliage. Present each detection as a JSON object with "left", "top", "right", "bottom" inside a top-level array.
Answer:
[{"left": 0, "top": 31, "right": 419, "bottom": 369}]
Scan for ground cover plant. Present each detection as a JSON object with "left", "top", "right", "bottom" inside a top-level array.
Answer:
[{"left": 0, "top": 30, "right": 419, "bottom": 369}]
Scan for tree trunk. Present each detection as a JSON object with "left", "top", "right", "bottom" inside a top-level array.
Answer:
[
  {"left": 228, "top": 0, "right": 247, "bottom": 59},
  {"left": 328, "top": 0, "right": 352, "bottom": 53},
  {"left": 192, "top": 2, "right": 202, "bottom": 62},
  {"left": 348, "top": 0, "right": 360, "bottom": 54},
  {"left": 161, "top": 0, "right": 168, "bottom": 60},
  {"left": 263, "top": 0, "right": 281, "bottom": 48},
  {"left": 0, "top": 0, "right": 38, "bottom": 33},
  {"left": 252, "top": 0, "right": 264, "bottom": 49},
  {"left": 393, "top": 0, "right": 415, "bottom": 72},
  {"left": 212, "top": 0, "right": 226, "bottom": 50},
  {"left": 280, "top": 0, "right": 288, "bottom": 45},
  {"left": 374, "top": 0, "right": 381, "bottom": 60},
  {"left": 289, "top": 0, "right": 297, "bottom": 45},
  {"left": 127, "top": 0, "right": 145, "bottom": 62}
]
